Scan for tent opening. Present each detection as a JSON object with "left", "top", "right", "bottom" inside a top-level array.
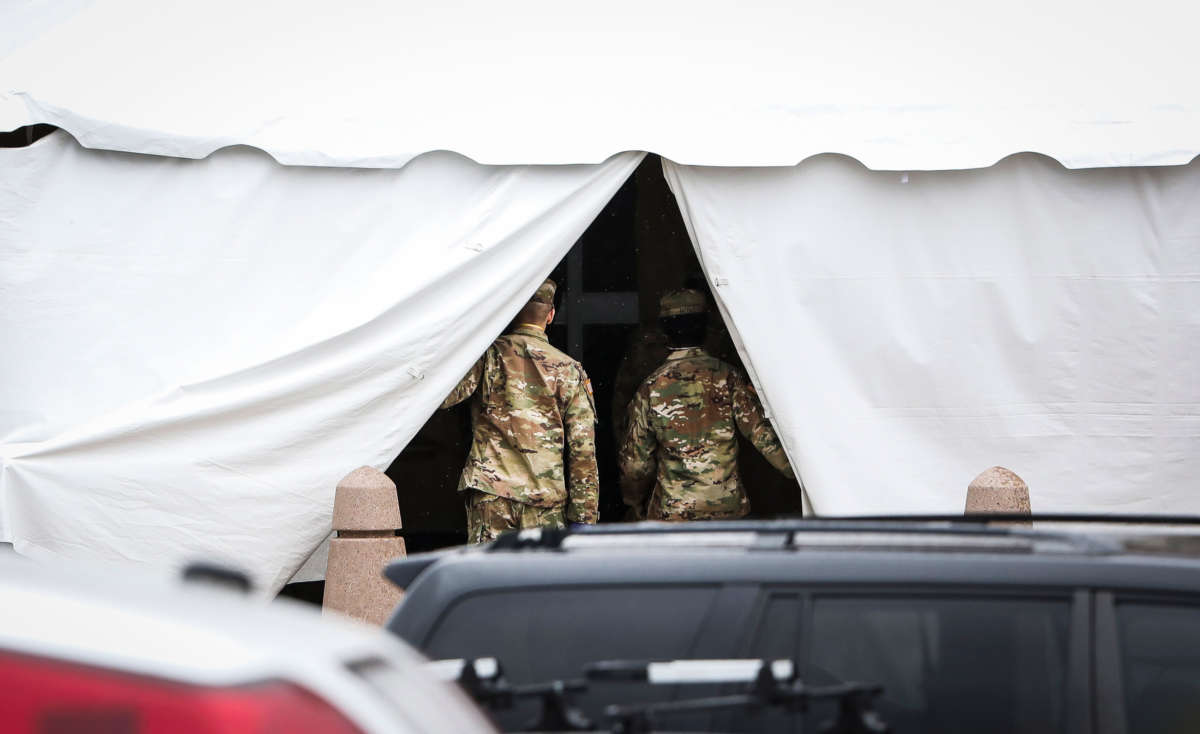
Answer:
[
  {"left": 383, "top": 154, "right": 802, "bottom": 554},
  {"left": 0, "top": 123, "right": 56, "bottom": 148}
]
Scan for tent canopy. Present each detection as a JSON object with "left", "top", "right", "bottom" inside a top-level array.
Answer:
[{"left": 3, "top": 0, "right": 1199, "bottom": 170}]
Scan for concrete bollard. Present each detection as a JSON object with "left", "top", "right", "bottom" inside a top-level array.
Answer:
[
  {"left": 323, "top": 466, "right": 406, "bottom": 626},
  {"left": 965, "top": 466, "right": 1031, "bottom": 516}
]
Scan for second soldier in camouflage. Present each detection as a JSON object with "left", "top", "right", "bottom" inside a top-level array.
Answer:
[{"left": 618, "top": 288, "right": 795, "bottom": 520}]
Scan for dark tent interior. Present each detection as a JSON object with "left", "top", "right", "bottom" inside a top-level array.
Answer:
[{"left": 387, "top": 154, "right": 802, "bottom": 556}]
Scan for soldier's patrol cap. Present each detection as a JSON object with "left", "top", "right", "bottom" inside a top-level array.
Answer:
[
  {"left": 659, "top": 288, "right": 707, "bottom": 317},
  {"left": 530, "top": 278, "right": 557, "bottom": 305}
]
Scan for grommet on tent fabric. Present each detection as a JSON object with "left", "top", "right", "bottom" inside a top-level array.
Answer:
[
  {"left": 964, "top": 466, "right": 1031, "bottom": 516},
  {"left": 323, "top": 466, "right": 406, "bottom": 626}
]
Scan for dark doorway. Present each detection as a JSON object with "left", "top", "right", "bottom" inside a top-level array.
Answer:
[
  {"left": 0, "top": 124, "right": 56, "bottom": 148},
  {"left": 385, "top": 154, "right": 802, "bottom": 552}
]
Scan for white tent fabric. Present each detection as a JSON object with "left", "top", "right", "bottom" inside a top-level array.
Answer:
[
  {"left": 663, "top": 154, "right": 1200, "bottom": 515},
  {"left": 3, "top": 0, "right": 1199, "bottom": 587},
  {"left": 0, "top": 131, "right": 643, "bottom": 590},
  {"left": 3, "top": 0, "right": 1199, "bottom": 170}
]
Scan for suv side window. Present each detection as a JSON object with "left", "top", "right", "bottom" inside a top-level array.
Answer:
[
  {"left": 804, "top": 595, "right": 1071, "bottom": 734},
  {"left": 737, "top": 592, "right": 802, "bottom": 733},
  {"left": 422, "top": 585, "right": 722, "bottom": 728},
  {"left": 746, "top": 593, "right": 802, "bottom": 661},
  {"left": 1115, "top": 601, "right": 1200, "bottom": 732}
]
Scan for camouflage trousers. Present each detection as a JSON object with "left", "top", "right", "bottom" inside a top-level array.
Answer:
[{"left": 465, "top": 489, "right": 566, "bottom": 544}]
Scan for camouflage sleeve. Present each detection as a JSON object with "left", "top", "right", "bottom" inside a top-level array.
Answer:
[
  {"left": 731, "top": 370, "right": 795, "bottom": 479},
  {"left": 617, "top": 385, "right": 657, "bottom": 518},
  {"left": 562, "top": 365, "right": 599, "bottom": 524},
  {"left": 440, "top": 355, "right": 484, "bottom": 409}
]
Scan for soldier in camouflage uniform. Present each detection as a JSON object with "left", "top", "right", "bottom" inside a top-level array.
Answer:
[
  {"left": 442, "top": 279, "right": 599, "bottom": 543},
  {"left": 618, "top": 289, "right": 794, "bottom": 521}
]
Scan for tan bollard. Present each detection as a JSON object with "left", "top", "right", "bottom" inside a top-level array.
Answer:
[
  {"left": 965, "top": 466, "right": 1032, "bottom": 516},
  {"left": 323, "top": 466, "right": 406, "bottom": 626}
]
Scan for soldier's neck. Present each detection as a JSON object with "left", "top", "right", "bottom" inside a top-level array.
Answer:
[{"left": 516, "top": 323, "right": 546, "bottom": 332}]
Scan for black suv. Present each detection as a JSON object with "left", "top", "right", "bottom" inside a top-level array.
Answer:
[{"left": 385, "top": 519, "right": 1200, "bottom": 733}]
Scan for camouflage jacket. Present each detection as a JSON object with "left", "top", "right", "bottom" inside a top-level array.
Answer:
[
  {"left": 618, "top": 347, "right": 794, "bottom": 520},
  {"left": 442, "top": 325, "right": 599, "bottom": 523}
]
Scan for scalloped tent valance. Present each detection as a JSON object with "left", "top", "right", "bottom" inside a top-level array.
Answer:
[{"left": 3, "top": 0, "right": 1199, "bottom": 170}]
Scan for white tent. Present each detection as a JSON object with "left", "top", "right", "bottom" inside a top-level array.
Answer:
[{"left": 3, "top": 0, "right": 1198, "bottom": 589}]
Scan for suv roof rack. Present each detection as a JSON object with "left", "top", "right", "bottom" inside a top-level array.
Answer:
[
  {"left": 429, "top": 656, "right": 888, "bottom": 734},
  {"left": 385, "top": 515, "right": 1200, "bottom": 589},
  {"left": 852, "top": 513, "right": 1200, "bottom": 525},
  {"left": 484, "top": 516, "right": 1153, "bottom": 554}
]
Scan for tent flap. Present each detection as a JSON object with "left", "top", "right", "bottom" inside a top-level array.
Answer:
[
  {"left": 0, "top": 131, "right": 643, "bottom": 590},
  {"left": 664, "top": 154, "right": 1200, "bottom": 515}
]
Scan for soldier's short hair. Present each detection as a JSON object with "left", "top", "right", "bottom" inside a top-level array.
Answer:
[
  {"left": 530, "top": 279, "right": 557, "bottom": 306},
  {"left": 514, "top": 278, "right": 557, "bottom": 326}
]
